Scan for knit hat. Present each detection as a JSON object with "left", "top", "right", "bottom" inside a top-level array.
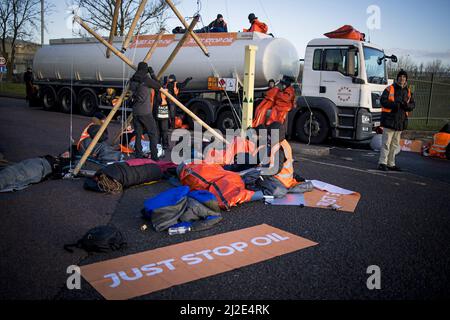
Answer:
[{"left": 397, "top": 69, "right": 408, "bottom": 81}]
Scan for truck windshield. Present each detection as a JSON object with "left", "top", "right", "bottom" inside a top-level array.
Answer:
[{"left": 364, "top": 46, "right": 387, "bottom": 85}]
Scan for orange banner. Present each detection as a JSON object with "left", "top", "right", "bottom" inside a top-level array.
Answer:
[
  {"left": 400, "top": 139, "right": 423, "bottom": 153},
  {"left": 303, "top": 190, "right": 361, "bottom": 213},
  {"left": 130, "top": 32, "right": 237, "bottom": 49},
  {"left": 80, "top": 224, "right": 318, "bottom": 300}
]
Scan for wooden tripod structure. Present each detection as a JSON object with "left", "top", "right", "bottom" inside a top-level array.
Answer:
[{"left": 72, "top": 3, "right": 227, "bottom": 176}]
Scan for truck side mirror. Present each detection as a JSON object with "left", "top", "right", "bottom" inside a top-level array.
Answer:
[{"left": 352, "top": 77, "right": 365, "bottom": 84}]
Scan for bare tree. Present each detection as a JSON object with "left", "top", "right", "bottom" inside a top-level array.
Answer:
[
  {"left": 426, "top": 59, "right": 443, "bottom": 75},
  {"left": 74, "top": 0, "right": 174, "bottom": 37},
  {"left": 0, "top": 0, "right": 53, "bottom": 81}
]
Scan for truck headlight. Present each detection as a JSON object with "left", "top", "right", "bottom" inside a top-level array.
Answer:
[{"left": 361, "top": 115, "right": 371, "bottom": 124}]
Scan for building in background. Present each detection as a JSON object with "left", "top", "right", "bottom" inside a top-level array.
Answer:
[{"left": 3, "top": 38, "right": 40, "bottom": 79}]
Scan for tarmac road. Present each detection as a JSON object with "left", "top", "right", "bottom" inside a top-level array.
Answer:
[{"left": 0, "top": 98, "right": 449, "bottom": 300}]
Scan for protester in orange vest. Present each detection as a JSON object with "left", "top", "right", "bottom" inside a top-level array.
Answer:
[
  {"left": 243, "top": 13, "right": 268, "bottom": 34},
  {"left": 427, "top": 123, "right": 450, "bottom": 160},
  {"left": 266, "top": 76, "right": 296, "bottom": 126},
  {"left": 264, "top": 122, "right": 304, "bottom": 189},
  {"left": 204, "top": 136, "right": 257, "bottom": 166},
  {"left": 77, "top": 112, "right": 107, "bottom": 151},
  {"left": 76, "top": 112, "right": 121, "bottom": 162},
  {"left": 178, "top": 161, "right": 257, "bottom": 210},
  {"left": 378, "top": 70, "right": 415, "bottom": 171},
  {"left": 156, "top": 74, "right": 192, "bottom": 149},
  {"left": 253, "top": 79, "right": 279, "bottom": 128}
]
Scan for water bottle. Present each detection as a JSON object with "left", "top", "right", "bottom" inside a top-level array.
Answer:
[{"left": 168, "top": 226, "right": 191, "bottom": 235}]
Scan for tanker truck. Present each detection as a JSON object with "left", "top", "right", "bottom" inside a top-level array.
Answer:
[{"left": 33, "top": 31, "right": 396, "bottom": 143}]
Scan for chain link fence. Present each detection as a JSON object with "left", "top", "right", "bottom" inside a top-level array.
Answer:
[{"left": 389, "top": 72, "right": 450, "bottom": 130}]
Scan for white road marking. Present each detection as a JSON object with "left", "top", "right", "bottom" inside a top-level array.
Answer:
[{"left": 299, "top": 157, "right": 427, "bottom": 186}]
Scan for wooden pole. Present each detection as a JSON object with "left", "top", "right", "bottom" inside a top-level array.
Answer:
[
  {"left": 159, "top": 88, "right": 227, "bottom": 144},
  {"left": 73, "top": 86, "right": 129, "bottom": 176},
  {"left": 143, "top": 28, "right": 165, "bottom": 63},
  {"left": 73, "top": 15, "right": 228, "bottom": 174},
  {"left": 74, "top": 16, "right": 136, "bottom": 70},
  {"left": 121, "top": 0, "right": 148, "bottom": 52},
  {"left": 157, "top": 15, "right": 199, "bottom": 79},
  {"left": 106, "top": 0, "right": 122, "bottom": 59},
  {"left": 114, "top": 19, "right": 198, "bottom": 144},
  {"left": 164, "top": 0, "right": 209, "bottom": 57}
]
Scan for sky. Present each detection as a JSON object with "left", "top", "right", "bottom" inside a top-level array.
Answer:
[{"left": 44, "top": 0, "right": 450, "bottom": 65}]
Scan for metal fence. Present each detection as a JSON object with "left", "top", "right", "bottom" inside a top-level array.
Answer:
[{"left": 389, "top": 73, "right": 450, "bottom": 130}]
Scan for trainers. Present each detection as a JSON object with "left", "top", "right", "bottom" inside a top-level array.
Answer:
[
  {"left": 388, "top": 166, "right": 402, "bottom": 172},
  {"left": 378, "top": 164, "right": 389, "bottom": 171}
]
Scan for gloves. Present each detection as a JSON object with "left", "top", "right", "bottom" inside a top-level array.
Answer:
[
  {"left": 148, "top": 66, "right": 154, "bottom": 74},
  {"left": 187, "top": 77, "right": 193, "bottom": 81}
]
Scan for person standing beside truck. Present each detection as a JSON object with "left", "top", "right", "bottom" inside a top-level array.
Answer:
[
  {"left": 23, "top": 67, "right": 34, "bottom": 105},
  {"left": 378, "top": 70, "right": 415, "bottom": 171},
  {"left": 129, "top": 62, "right": 161, "bottom": 160},
  {"left": 243, "top": 13, "right": 268, "bottom": 34}
]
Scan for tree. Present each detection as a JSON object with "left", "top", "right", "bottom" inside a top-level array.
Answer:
[
  {"left": 74, "top": 0, "right": 174, "bottom": 37},
  {"left": 0, "top": 0, "right": 50, "bottom": 80}
]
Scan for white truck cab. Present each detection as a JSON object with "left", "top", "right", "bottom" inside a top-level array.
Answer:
[{"left": 289, "top": 38, "right": 396, "bottom": 143}]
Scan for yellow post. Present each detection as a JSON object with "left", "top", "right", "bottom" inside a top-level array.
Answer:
[{"left": 242, "top": 45, "right": 258, "bottom": 133}]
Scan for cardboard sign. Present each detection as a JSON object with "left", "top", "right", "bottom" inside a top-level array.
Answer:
[
  {"left": 400, "top": 139, "right": 423, "bottom": 153},
  {"left": 303, "top": 189, "right": 361, "bottom": 213},
  {"left": 80, "top": 224, "right": 318, "bottom": 300}
]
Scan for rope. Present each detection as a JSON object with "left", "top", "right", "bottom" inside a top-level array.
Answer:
[
  {"left": 258, "top": 0, "right": 275, "bottom": 35},
  {"left": 207, "top": 59, "right": 242, "bottom": 128},
  {"left": 97, "top": 174, "right": 123, "bottom": 194},
  {"left": 69, "top": 13, "right": 75, "bottom": 171},
  {"left": 302, "top": 96, "right": 313, "bottom": 145}
]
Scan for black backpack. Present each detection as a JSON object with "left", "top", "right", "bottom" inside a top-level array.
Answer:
[{"left": 64, "top": 225, "right": 127, "bottom": 253}]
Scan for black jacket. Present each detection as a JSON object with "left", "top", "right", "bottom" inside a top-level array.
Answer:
[
  {"left": 129, "top": 68, "right": 161, "bottom": 116},
  {"left": 380, "top": 82, "right": 415, "bottom": 131}
]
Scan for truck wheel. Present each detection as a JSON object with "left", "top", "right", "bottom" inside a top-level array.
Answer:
[
  {"left": 295, "top": 111, "right": 329, "bottom": 144},
  {"left": 79, "top": 89, "right": 98, "bottom": 117},
  {"left": 217, "top": 110, "right": 238, "bottom": 133},
  {"left": 41, "top": 86, "right": 57, "bottom": 111},
  {"left": 186, "top": 101, "right": 213, "bottom": 130},
  {"left": 57, "top": 87, "right": 76, "bottom": 113}
]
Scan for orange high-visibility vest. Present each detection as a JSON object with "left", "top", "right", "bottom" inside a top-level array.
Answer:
[
  {"left": 269, "top": 139, "right": 300, "bottom": 189},
  {"left": 429, "top": 132, "right": 450, "bottom": 159},
  {"left": 382, "top": 85, "right": 412, "bottom": 116},
  {"left": 77, "top": 123, "right": 94, "bottom": 151},
  {"left": 160, "top": 82, "right": 179, "bottom": 106},
  {"left": 243, "top": 19, "right": 268, "bottom": 34},
  {"left": 119, "top": 132, "right": 146, "bottom": 154},
  {"left": 179, "top": 161, "right": 255, "bottom": 210},
  {"left": 204, "top": 136, "right": 257, "bottom": 165}
]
